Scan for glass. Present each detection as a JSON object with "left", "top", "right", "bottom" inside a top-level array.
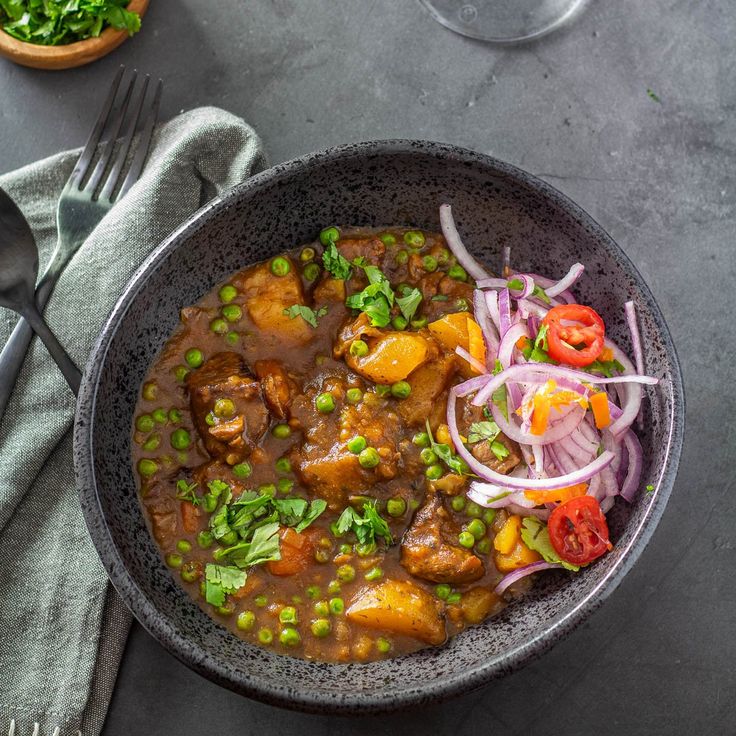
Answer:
[{"left": 419, "top": 0, "right": 587, "bottom": 43}]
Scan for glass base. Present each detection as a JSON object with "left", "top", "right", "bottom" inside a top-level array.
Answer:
[{"left": 419, "top": 0, "right": 587, "bottom": 43}]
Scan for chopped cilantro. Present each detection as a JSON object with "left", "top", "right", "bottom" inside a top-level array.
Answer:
[
  {"left": 345, "top": 263, "right": 395, "bottom": 328},
  {"left": 283, "top": 304, "right": 328, "bottom": 328},
  {"left": 467, "top": 421, "right": 501, "bottom": 444},
  {"left": 175, "top": 479, "right": 200, "bottom": 505},
  {"left": 645, "top": 484, "right": 655, "bottom": 493},
  {"left": 322, "top": 242, "right": 352, "bottom": 280},
  {"left": 491, "top": 359, "right": 509, "bottom": 420},
  {"left": 218, "top": 522, "right": 282, "bottom": 569},
  {"left": 295, "top": 499, "right": 328, "bottom": 533},
  {"left": 583, "top": 358, "right": 625, "bottom": 378},
  {"left": 647, "top": 88, "right": 661, "bottom": 103},
  {"left": 204, "top": 564, "right": 247, "bottom": 607},
  {"left": 425, "top": 420, "right": 470, "bottom": 475},
  {"left": 521, "top": 517, "right": 579, "bottom": 572},
  {"left": 532, "top": 285, "right": 551, "bottom": 304},
  {"left": 490, "top": 440, "right": 510, "bottom": 461},
  {"left": 396, "top": 287, "right": 423, "bottom": 322},
  {"left": 332, "top": 501, "right": 392, "bottom": 546}
]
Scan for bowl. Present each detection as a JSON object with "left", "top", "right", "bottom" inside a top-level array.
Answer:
[
  {"left": 74, "top": 140, "right": 684, "bottom": 714},
  {"left": 0, "top": 0, "right": 148, "bottom": 70}
]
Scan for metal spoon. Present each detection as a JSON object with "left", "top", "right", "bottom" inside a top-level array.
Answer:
[{"left": 0, "top": 187, "right": 82, "bottom": 395}]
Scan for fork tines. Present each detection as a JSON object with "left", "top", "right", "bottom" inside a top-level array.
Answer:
[{"left": 70, "top": 65, "right": 163, "bottom": 203}]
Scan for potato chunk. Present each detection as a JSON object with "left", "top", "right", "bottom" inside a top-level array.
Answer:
[{"left": 346, "top": 580, "right": 446, "bottom": 645}]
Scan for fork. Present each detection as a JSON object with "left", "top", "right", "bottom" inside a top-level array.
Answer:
[{"left": 0, "top": 65, "right": 162, "bottom": 419}]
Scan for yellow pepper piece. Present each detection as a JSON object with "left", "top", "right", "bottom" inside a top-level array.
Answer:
[
  {"left": 466, "top": 316, "right": 486, "bottom": 374},
  {"left": 494, "top": 538, "right": 542, "bottom": 573},
  {"left": 493, "top": 514, "right": 522, "bottom": 555}
]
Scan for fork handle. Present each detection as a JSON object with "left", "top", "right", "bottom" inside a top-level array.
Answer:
[{"left": 0, "top": 272, "right": 61, "bottom": 416}]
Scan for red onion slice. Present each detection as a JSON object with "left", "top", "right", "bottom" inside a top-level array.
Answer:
[
  {"left": 439, "top": 204, "right": 489, "bottom": 281},
  {"left": 495, "top": 561, "right": 562, "bottom": 595},
  {"left": 498, "top": 288, "right": 512, "bottom": 337},
  {"left": 498, "top": 322, "right": 530, "bottom": 369},
  {"left": 544, "top": 263, "right": 585, "bottom": 298},
  {"left": 624, "top": 301, "right": 645, "bottom": 376},
  {"left": 619, "top": 429, "right": 644, "bottom": 501},
  {"left": 473, "top": 289, "right": 499, "bottom": 364},
  {"left": 455, "top": 346, "right": 487, "bottom": 375}
]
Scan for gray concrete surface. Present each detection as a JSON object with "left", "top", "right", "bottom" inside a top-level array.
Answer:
[{"left": 1, "top": 0, "right": 733, "bottom": 733}]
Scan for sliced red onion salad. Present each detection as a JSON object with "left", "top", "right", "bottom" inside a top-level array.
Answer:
[{"left": 438, "top": 203, "right": 658, "bottom": 591}]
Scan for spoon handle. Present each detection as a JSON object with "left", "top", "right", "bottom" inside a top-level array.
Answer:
[{"left": 21, "top": 303, "right": 82, "bottom": 396}]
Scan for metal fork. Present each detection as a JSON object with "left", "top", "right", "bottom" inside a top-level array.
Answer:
[{"left": 0, "top": 66, "right": 162, "bottom": 418}]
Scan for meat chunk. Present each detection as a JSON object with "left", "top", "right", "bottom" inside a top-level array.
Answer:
[
  {"left": 141, "top": 481, "right": 178, "bottom": 544},
  {"left": 401, "top": 494, "right": 484, "bottom": 584},
  {"left": 234, "top": 259, "right": 312, "bottom": 344},
  {"left": 254, "top": 359, "right": 299, "bottom": 419},
  {"left": 470, "top": 431, "right": 522, "bottom": 475},
  {"left": 336, "top": 237, "right": 385, "bottom": 266},
  {"left": 186, "top": 352, "right": 268, "bottom": 465},
  {"left": 397, "top": 353, "right": 458, "bottom": 427}
]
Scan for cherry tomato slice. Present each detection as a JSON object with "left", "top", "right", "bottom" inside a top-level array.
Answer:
[
  {"left": 541, "top": 304, "right": 605, "bottom": 367},
  {"left": 548, "top": 495, "right": 612, "bottom": 565}
]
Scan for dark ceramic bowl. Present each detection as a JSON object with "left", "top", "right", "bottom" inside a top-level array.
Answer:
[{"left": 74, "top": 140, "right": 684, "bottom": 714}]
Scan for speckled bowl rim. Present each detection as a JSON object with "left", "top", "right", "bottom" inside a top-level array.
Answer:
[{"left": 74, "top": 139, "right": 685, "bottom": 714}]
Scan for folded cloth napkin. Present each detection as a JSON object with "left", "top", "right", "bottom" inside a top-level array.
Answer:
[{"left": 0, "top": 107, "right": 267, "bottom": 736}]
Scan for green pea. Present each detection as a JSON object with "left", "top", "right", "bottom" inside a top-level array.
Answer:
[
  {"left": 142, "top": 434, "right": 161, "bottom": 451},
  {"left": 254, "top": 594, "right": 268, "bottom": 608},
  {"left": 237, "top": 610, "right": 255, "bottom": 631},
  {"left": 339, "top": 543, "right": 353, "bottom": 555},
  {"left": 327, "top": 580, "right": 341, "bottom": 595},
  {"left": 225, "top": 331, "right": 239, "bottom": 346},
  {"left": 277, "top": 478, "right": 294, "bottom": 494},
  {"left": 210, "top": 318, "right": 228, "bottom": 335},
  {"left": 174, "top": 365, "right": 189, "bottom": 382},
  {"left": 222, "top": 304, "right": 242, "bottom": 322},
  {"left": 446, "top": 592, "right": 462, "bottom": 605},
  {"left": 214, "top": 398, "right": 236, "bottom": 418},
  {"left": 279, "top": 626, "right": 301, "bottom": 647},
  {"left": 358, "top": 447, "right": 380, "bottom": 469},
  {"left": 292, "top": 595, "right": 303, "bottom": 605},
  {"left": 391, "top": 315, "right": 408, "bottom": 330},
  {"left": 466, "top": 518, "right": 487, "bottom": 539},
  {"left": 455, "top": 298, "right": 470, "bottom": 312},
  {"left": 311, "top": 618, "right": 331, "bottom": 638},
  {"left": 197, "top": 530, "right": 214, "bottom": 549},
  {"left": 386, "top": 497, "right": 406, "bottom": 517},
  {"left": 451, "top": 496, "right": 466, "bottom": 512},
  {"left": 356, "top": 542, "right": 376, "bottom": 557},
  {"left": 364, "top": 566, "right": 383, "bottom": 581},
  {"left": 346, "top": 387, "right": 363, "bottom": 404},
  {"left": 458, "top": 530, "right": 475, "bottom": 549},
  {"left": 347, "top": 436, "right": 367, "bottom": 454},
  {"left": 403, "top": 230, "right": 425, "bottom": 248},
  {"left": 376, "top": 637, "right": 391, "bottom": 653},
  {"left": 315, "top": 392, "right": 335, "bottom": 413},
  {"left": 168, "top": 408, "right": 182, "bottom": 423},
  {"left": 152, "top": 408, "right": 168, "bottom": 424},
  {"left": 311, "top": 602, "right": 329, "bottom": 620},
  {"left": 135, "top": 414, "right": 154, "bottom": 432},
  {"left": 448, "top": 264, "right": 468, "bottom": 282},
  {"left": 304, "top": 262, "right": 321, "bottom": 281},
  {"left": 217, "top": 601, "right": 236, "bottom": 616},
  {"left": 279, "top": 606, "right": 298, "bottom": 624},
  {"left": 170, "top": 428, "right": 191, "bottom": 450},
  {"left": 349, "top": 340, "right": 369, "bottom": 358},
  {"left": 176, "top": 539, "right": 192, "bottom": 553},
  {"left": 180, "top": 561, "right": 201, "bottom": 583},
  {"left": 390, "top": 381, "right": 411, "bottom": 399},
  {"left": 142, "top": 382, "right": 157, "bottom": 401},
  {"left": 483, "top": 509, "right": 497, "bottom": 526},
  {"left": 258, "top": 483, "right": 277, "bottom": 497},
  {"left": 425, "top": 464, "right": 444, "bottom": 480},
  {"left": 412, "top": 431, "right": 430, "bottom": 448},
  {"left": 435, "top": 584, "right": 452, "bottom": 600},
  {"left": 476, "top": 538, "right": 492, "bottom": 555},
  {"left": 272, "top": 423, "right": 292, "bottom": 439},
  {"left": 258, "top": 627, "right": 274, "bottom": 644},
  {"left": 395, "top": 249, "right": 409, "bottom": 265},
  {"left": 422, "top": 255, "right": 438, "bottom": 272},
  {"left": 420, "top": 447, "right": 438, "bottom": 465},
  {"left": 319, "top": 226, "right": 340, "bottom": 245},
  {"left": 275, "top": 456, "right": 292, "bottom": 474},
  {"left": 379, "top": 233, "right": 397, "bottom": 246},
  {"left": 165, "top": 553, "right": 183, "bottom": 568},
  {"left": 185, "top": 348, "right": 204, "bottom": 368},
  {"left": 466, "top": 501, "right": 483, "bottom": 518},
  {"left": 202, "top": 494, "right": 217, "bottom": 513},
  {"left": 314, "top": 549, "right": 330, "bottom": 563},
  {"left": 437, "top": 247, "right": 451, "bottom": 265},
  {"left": 329, "top": 597, "right": 344, "bottom": 615},
  {"left": 375, "top": 384, "right": 392, "bottom": 398},
  {"left": 219, "top": 284, "right": 238, "bottom": 303},
  {"left": 137, "top": 458, "right": 158, "bottom": 477},
  {"left": 270, "top": 257, "right": 291, "bottom": 276},
  {"left": 300, "top": 246, "right": 316, "bottom": 262},
  {"left": 306, "top": 585, "right": 321, "bottom": 600},
  {"left": 336, "top": 564, "right": 355, "bottom": 582},
  {"left": 232, "top": 461, "right": 252, "bottom": 478},
  {"left": 411, "top": 316, "right": 428, "bottom": 329}
]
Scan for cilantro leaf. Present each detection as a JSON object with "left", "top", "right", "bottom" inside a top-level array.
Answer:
[
  {"left": 283, "top": 304, "right": 328, "bottom": 328},
  {"left": 647, "top": 88, "right": 661, "bottom": 103},
  {"left": 295, "top": 499, "right": 327, "bottom": 533},
  {"left": 467, "top": 421, "right": 501, "bottom": 444},
  {"left": 520, "top": 517, "right": 579, "bottom": 572},
  {"left": 271, "top": 498, "right": 308, "bottom": 526},
  {"left": 583, "top": 358, "right": 625, "bottom": 378},
  {"left": 175, "top": 479, "right": 200, "bottom": 505},
  {"left": 204, "top": 564, "right": 247, "bottom": 607},
  {"left": 426, "top": 420, "right": 470, "bottom": 476},
  {"left": 491, "top": 359, "right": 509, "bottom": 420},
  {"left": 527, "top": 324, "right": 557, "bottom": 364},
  {"left": 490, "top": 440, "right": 510, "bottom": 461},
  {"left": 396, "top": 287, "right": 423, "bottom": 322},
  {"left": 218, "top": 521, "right": 282, "bottom": 569},
  {"left": 345, "top": 262, "right": 397, "bottom": 328},
  {"left": 332, "top": 501, "right": 392, "bottom": 546},
  {"left": 645, "top": 484, "right": 655, "bottom": 493},
  {"left": 532, "top": 285, "right": 551, "bottom": 304},
  {"left": 322, "top": 242, "right": 352, "bottom": 280}
]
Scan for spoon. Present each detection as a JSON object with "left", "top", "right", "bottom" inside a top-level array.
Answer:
[{"left": 0, "top": 187, "right": 82, "bottom": 395}]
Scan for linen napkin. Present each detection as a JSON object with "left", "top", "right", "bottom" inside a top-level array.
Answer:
[{"left": 0, "top": 107, "right": 267, "bottom": 736}]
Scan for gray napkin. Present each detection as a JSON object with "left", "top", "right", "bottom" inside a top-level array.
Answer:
[{"left": 0, "top": 107, "right": 267, "bottom": 736}]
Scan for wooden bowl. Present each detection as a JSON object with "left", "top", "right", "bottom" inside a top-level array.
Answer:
[{"left": 0, "top": 0, "right": 148, "bottom": 70}]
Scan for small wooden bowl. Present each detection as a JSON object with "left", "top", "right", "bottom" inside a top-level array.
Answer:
[{"left": 0, "top": 0, "right": 148, "bottom": 70}]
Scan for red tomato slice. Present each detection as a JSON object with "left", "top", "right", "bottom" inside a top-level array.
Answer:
[
  {"left": 541, "top": 304, "right": 605, "bottom": 367},
  {"left": 548, "top": 495, "right": 612, "bottom": 565}
]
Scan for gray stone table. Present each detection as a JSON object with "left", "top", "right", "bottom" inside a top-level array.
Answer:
[{"left": 1, "top": 0, "right": 733, "bottom": 733}]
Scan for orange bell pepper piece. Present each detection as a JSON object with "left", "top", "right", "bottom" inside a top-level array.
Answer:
[
  {"left": 590, "top": 391, "right": 611, "bottom": 429},
  {"left": 524, "top": 483, "right": 588, "bottom": 505}
]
